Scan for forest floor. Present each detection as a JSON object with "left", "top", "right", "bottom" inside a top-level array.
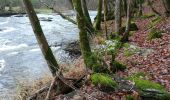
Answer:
[
  {"left": 19, "top": 15, "right": 170, "bottom": 100},
  {"left": 54, "top": 15, "right": 170, "bottom": 100},
  {"left": 116, "top": 16, "right": 170, "bottom": 92}
]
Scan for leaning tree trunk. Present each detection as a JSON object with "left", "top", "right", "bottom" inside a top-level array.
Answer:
[
  {"left": 121, "top": 0, "right": 132, "bottom": 42},
  {"left": 22, "top": 0, "right": 59, "bottom": 77},
  {"left": 72, "top": 0, "right": 94, "bottom": 68},
  {"left": 115, "top": 0, "right": 122, "bottom": 34},
  {"left": 81, "top": 0, "right": 95, "bottom": 34},
  {"left": 94, "top": 0, "right": 103, "bottom": 30}
]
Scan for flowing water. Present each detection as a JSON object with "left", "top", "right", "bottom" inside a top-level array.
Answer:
[{"left": 0, "top": 12, "right": 96, "bottom": 100}]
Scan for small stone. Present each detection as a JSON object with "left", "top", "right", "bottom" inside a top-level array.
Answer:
[{"left": 161, "top": 69, "right": 168, "bottom": 74}]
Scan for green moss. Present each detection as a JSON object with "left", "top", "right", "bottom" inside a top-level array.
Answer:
[
  {"left": 128, "top": 76, "right": 164, "bottom": 91},
  {"left": 111, "top": 61, "right": 126, "bottom": 71},
  {"left": 91, "top": 73, "right": 117, "bottom": 88},
  {"left": 147, "top": 17, "right": 162, "bottom": 29},
  {"left": 131, "top": 72, "right": 146, "bottom": 78},
  {"left": 127, "top": 73, "right": 170, "bottom": 100},
  {"left": 123, "top": 44, "right": 140, "bottom": 57},
  {"left": 129, "top": 31, "right": 136, "bottom": 36},
  {"left": 126, "top": 95, "right": 135, "bottom": 100},
  {"left": 124, "top": 49, "right": 135, "bottom": 57},
  {"left": 141, "top": 13, "right": 155, "bottom": 19},
  {"left": 147, "top": 28, "right": 163, "bottom": 40}
]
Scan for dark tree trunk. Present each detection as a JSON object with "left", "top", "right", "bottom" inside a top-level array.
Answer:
[
  {"left": 138, "top": 0, "right": 143, "bottom": 16},
  {"left": 81, "top": 0, "right": 95, "bottom": 34},
  {"left": 73, "top": 0, "right": 94, "bottom": 68},
  {"left": 22, "top": 0, "right": 59, "bottom": 77},
  {"left": 115, "top": 0, "right": 122, "bottom": 34},
  {"left": 94, "top": 0, "right": 103, "bottom": 30},
  {"left": 121, "top": 0, "right": 132, "bottom": 42},
  {"left": 103, "top": 0, "right": 108, "bottom": 39},
  {"left": 81, "top": 0, "right": 92, "bottom": 26},
  {"left": 162, "top": 0, "right": 170, "bottom": 16}
]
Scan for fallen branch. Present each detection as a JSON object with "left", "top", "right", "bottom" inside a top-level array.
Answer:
[
  {"left": 28, "top": 85, "right": 50, "bottom": 100},
  {"left": 45, "top": 76, "right": 59, "bottom": 100},
  {"left": 39, "top": 0, "right": 77, "bottom": 25}
]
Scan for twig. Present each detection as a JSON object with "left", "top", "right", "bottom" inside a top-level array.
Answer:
[
  {"left": 38, "top": 0, "right": 77, "bottom": 24},
  {"left": 45, "top": 76, "right": 59, "bottom": 100}
]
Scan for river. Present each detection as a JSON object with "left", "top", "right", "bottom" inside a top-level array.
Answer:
[{"left": 0, "top": 12, "right": 96, "bottom": 100}]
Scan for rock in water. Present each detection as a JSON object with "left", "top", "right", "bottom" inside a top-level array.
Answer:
[{"left": 63, "top": 41, "right": 81, "bottom": 58}]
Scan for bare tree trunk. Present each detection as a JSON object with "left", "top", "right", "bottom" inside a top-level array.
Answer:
[
  {"left": 22, "top": 0, "right": 59, "bottom": 77},
  {"left": 122, "top": 0, "right": 127, "bottom": 16},
  {"left": 138, "top": 0, "right": 143, "bottom": 16},
  {"left": 103, "top": 0, "right": 108, "bottom": 39},
  {"left": 68, "top": 0, "right": 74, "bottom": 9},
  {"left": 121, "top": 0, "right": 132, "bottom": 42},
  {"left": 115, "top": 0, "right": 122, "bottom": 34}
]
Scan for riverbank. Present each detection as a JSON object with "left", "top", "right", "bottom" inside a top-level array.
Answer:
[
  {"left": 20, "top": 12, "right": 170, "bottom": 99},
  {"left": 0, "top": 8, "right": 52, "bottom": 17}
]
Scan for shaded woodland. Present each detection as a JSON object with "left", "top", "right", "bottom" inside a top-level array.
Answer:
[{"left": 1, "top": 0, "right": 170, "bottom": 100}]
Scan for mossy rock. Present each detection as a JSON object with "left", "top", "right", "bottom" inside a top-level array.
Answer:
[
  {"left": 110, "top": 61, "right": 126, "bottom": 72},
  {"left": 87, "top": 53, "right": 109, "bottom": 73},
  {"left": 147, "top": 28, "right": 163, "bottom": 40},
  {"left": 91, "top": 73, "right": 117, "bottom": 91},
  {"left": 128, "top": 76, "right": 170, "bottom": 100}
]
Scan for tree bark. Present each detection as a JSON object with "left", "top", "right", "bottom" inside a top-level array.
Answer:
[
  {"left": 115, "top": 0, "right": 122, "bottom": 34},
  {"left": 81, "top": 0, "right": 92, "bottom": 26},
  {"left": 72, "top": 0, "right": 94, "bottom": 68},
  {"left": 94, "top": 0, "right": 103, "bottom": 30},
  {"left": 122, "top": 0, "right": 127, "bottom": 16},
  {"left": 22, "top": 0, "right": 59, "bottom": 77},
  {"left": 81, "top": 0, "right": 95, "bottom": 34},
  {"left": 162, "top": 0, "right": 170, "bottom": 16},
  {"left": 103, "top": 0, "right": 108, "bottom": 39},
  {"left": 121, "top": 0, "right": 132, "bottom": 42},
  {"left": 138, "top": 0, "right": 143, "bottom": 16}
]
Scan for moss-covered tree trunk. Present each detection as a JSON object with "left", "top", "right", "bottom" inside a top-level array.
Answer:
[
  {"left": 72, "top": 0, "right": 94, "bottom": 68},
  {"left": 81, "top": 0, "right": 95, "bottom": 34},
  {"left": 23, "top": 0, "right": 59, "bottom": 77},
  {"left": 81, "top": 0, "right": 92, "bottom": 26},
  {"left": 115, "top": 0, "right": 122, "bottom": 34},
  {"left": 94, "top": 0, "right": 103, "bottom": 30}
]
